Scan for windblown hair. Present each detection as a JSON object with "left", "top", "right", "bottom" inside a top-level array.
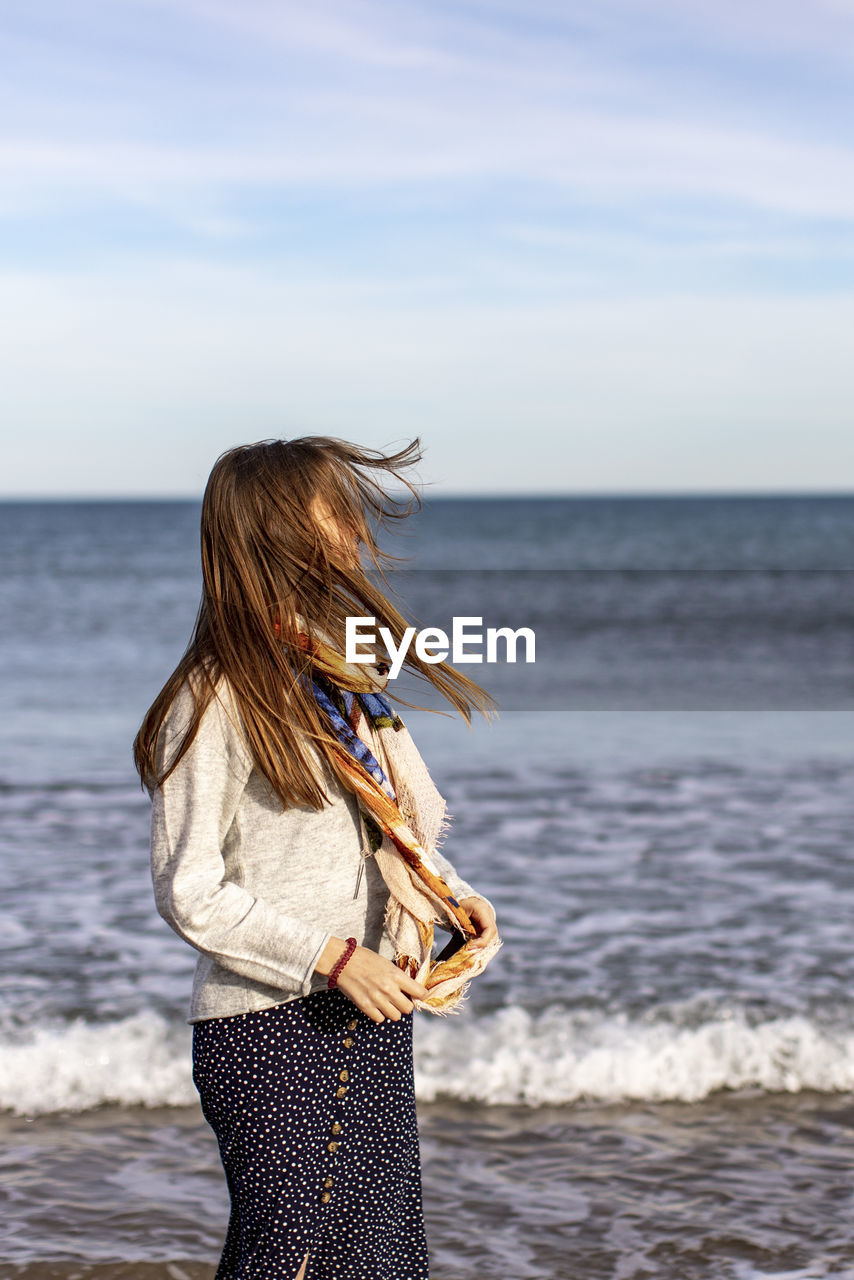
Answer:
[{"left": 133, "top": 436, "right": 497, "bottom": 810}]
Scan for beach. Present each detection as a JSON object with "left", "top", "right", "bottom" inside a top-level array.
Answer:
[
  {"left": 2, "top": 495, "right": 854, "bottom": 1279},
  {"left": 6, "top": 1090, "right": 854, "bottom": 1279}
]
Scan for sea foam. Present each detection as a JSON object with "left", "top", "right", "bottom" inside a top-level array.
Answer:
[
  {"left": 413, "top": 1002, "right": 854, "bottom": 1105},
  {"left": 0, "top": 1012, "right": 196, "bottom": 1115},
  {"left": 2, "top": 1003, "right": 853, "bottom": 1115}
]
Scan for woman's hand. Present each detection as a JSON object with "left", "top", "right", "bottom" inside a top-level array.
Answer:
[
  {"left": 458, "top": 896, "right": 499, "bottom": 950},
  {"left": 315, "top": 938, "right": 429, "bottom": 1023}
]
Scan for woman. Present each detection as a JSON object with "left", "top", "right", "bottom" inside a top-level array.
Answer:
[{"left": 133, "top": 436, "right": 501, "bottom": 1280}]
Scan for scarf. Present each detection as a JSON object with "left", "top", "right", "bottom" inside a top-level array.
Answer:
[{"left": 291, "top": 625, "right": 502, "bottom": 1015}]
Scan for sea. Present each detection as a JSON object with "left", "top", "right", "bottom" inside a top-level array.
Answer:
[{"left": 2, "top": 494, "right": 854, "bottom": 1280}]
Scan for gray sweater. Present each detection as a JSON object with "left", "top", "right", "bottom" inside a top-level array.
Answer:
[{"left": 149, "top": 677, "right": 479, "bottom": 1023}]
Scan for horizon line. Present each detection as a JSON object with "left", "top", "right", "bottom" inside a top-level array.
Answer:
[{"left": 1, "top": 488, "right": 854, "bottom": 502}]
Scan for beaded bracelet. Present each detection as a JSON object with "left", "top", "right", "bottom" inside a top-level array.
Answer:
[{"left": 327, "top": 937, "right": 358, "bottom": 989}]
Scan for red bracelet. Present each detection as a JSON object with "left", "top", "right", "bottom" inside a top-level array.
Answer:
[{"left": 327, "top": 937, "right": 358, "bottom": 989}]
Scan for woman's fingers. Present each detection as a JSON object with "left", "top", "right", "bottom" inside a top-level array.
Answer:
[
  {"left": 362, "top": 990, "right": 409, "bottom": 1023},
  {"left": 458, "top": 896, "right": 499, "bottom": 949},
  {"left": 471, "top": 921, "right": 499, "bottom": 948},
  {"left": 377, "top": 997, "right": 405, "bottom": 1021},
  {"left": 399, "top": 973, "right": 430, "bottom": 1001},
  {"left": 342, "top": 987, "right": 388, "bottom": 1023},
  {"left": 377, "top": 978, "right": 420, "bottom": 1018},
  {"left": 335, "top": 950, "right": 429, "bottom": 1020}
]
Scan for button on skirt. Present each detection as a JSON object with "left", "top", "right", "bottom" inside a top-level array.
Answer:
[{"left": 191, "top": 988, "right": 430, "bottom": 1280}]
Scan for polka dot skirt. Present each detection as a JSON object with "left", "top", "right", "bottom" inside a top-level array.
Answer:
[{"left": 192, "top": 988, "right": 430, "bottom": 1280}]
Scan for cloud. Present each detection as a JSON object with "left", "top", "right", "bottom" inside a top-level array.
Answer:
[
  {"left": 3, "top": 0, "right": 854, "bottom": 221},
  {"left": 2, "top": 1, "right": 853, "bottom": 492},
  {"left": 169, "top": 0, "right": 468, "bottom": 71},
  {"left": 452, "top": 0, "right": 854, "bottom": 64},
  {"left": 4, "top": 104, "right": 854, "bottom": 228}
]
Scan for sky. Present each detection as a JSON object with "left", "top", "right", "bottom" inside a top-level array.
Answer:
[{"left": 2, "top": 0, "right": 854, "bottom": 496}]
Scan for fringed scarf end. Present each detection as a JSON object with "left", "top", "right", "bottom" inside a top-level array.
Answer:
[{"left": 433, "top": 805, "right": 454, "bottom": 854}]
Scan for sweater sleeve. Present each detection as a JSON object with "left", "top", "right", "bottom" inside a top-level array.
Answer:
[
  {"left": 430, "top": 844, "right": 494, "bottom": 914},
  {"left": 149, "top": 679, "right": 332, "bottom": 997}
]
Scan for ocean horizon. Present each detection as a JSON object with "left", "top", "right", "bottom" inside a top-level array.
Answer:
[{"left": 2, "top": 494, "right": 854, "bottom": 1278}]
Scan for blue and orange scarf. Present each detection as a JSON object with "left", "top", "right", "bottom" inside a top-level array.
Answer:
[{"left": 292, "top": 626, "right": 502, "bottom": 1014}]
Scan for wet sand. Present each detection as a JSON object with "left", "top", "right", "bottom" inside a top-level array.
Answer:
[{"left": 5, "top": 1089, "right": 854, "bottom": 1279}]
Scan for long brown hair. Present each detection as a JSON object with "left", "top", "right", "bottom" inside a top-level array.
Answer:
[{"left": 133, "top": 436, "right": 497, "bottom": 809}]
